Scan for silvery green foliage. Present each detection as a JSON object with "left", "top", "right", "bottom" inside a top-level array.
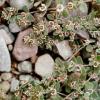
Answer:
[{"left": 1, "top": 0, "right": 100, "bottom": 99}]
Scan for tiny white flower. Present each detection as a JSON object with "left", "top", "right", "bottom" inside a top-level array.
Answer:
[
  {"left": 56, "top": 4, "right": 64, "bottom": 13},
  {"left": 67, "top": 2, "right": 74, "bottom": 10},
  {"left": 39, "top": 4, "right": 47, "bottom": 12}
]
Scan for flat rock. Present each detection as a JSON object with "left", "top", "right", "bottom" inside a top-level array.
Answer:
[
  {"left": 10, "top": 0, "right": 34, "bottom": 10},
  {"left": 55, "top": 40, "right": 73, "bottom": 60},
  {"left": 68, "top": 2, "right": 88, "bottom": 17},
  {"left": 0, "top": 0, "right": 6, "bottom": 6},
  {"left": 0, "top": 37, "right": 11, "bottom": 72},
  {"left": 10, "top": 78, "right": 19, "bottom": 92},
  {"left": 18, "top": 61, "right": 32, "bottom": 73},
  {"left": 12, "top": 28, "right": 38, "bottom": 61},
  {"left": 78, "top": 2, "right": 88, "bottom": 16},
  {"left": 76, "top": 30, "right": 89, "bottom": 40},
  {"left": 19, "top": 75, "right": 33, "bottom": 83},
  {"left": 0, "top": 81, "right": 10, "bottom": 93},
  {"left": 0, "top": 25, "right": 14, "bottom": 45},
  {"left": 1, "top": 73, "right": 12, "bottom": 81},
  {"left": 35, "top": 54, "right": 54, "bottom": 78}
]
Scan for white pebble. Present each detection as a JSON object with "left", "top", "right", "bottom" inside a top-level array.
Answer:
[
  {"left": 35, "top": 54, "right": 54, "bottom": 78},
  {"left": 0, "top": 81, "right": 10, "bottom": 93},
  {"left": 10, "top": 78, "right": 19, "bottom": 92},
  {"left": 19, "top": 75, "right": 33, "bottom": 83},
  {"left": 10, "top": 0, "right": 34, "bottom": 10},
  {"left": 18, "top": 61, "right": 32, "bottom": 73},
  {"left": 1, "top": 73, "right": 12, "bottom": 81}
]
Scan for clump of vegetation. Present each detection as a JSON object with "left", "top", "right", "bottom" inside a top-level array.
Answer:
[{"left": 0, "top": 0, "right": 100, "bottom": 100}]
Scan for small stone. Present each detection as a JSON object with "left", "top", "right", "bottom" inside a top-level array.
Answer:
[
  {"left": 8, "top": 44, "right": 13, "bottom": 51},
  {"left": 0, "top": 37, "right": 11, "bottom": 72},
  {"left": 0, "top": 77, "right": 2, "bottom": 82},
  {"left": 10, "top": 0, "right": 34, "bottom": 10},
  {"left": 0, "top": 25, "right": 15, "bottom": 45},
  {"left": 35, "top": 54, "right": 54, "bottom": 77},
  {"left": 9, "top": 22, "right": 21, "bottom": 33},
  {"left": 1, "top": 73, "right": 12, "bottom": 81},
  {"left": 18, "top": 61, "right": 32, "bottom": 73},
  {"left": 0, "top": 0, "right": 6, "bottom": 6},
  {"left": 12, "top": 70, "right": 20, "bottom": 75},
  {"left": 31, "top": 55, "right": 37, "bottom": 63},
  {"left": 10, "top": 78, "right": 19, "bottom": 92},
  {"left": 77, "top": 30, "right": 89, "bottom": 40},
  {"left": 78, "top": 2, "right": 88, "bottom": 15},
  {"left": 55, "top": 40, "right": 73, "bottom": 60},
  {"left": 0, "top": 81, "right": 10, "bottom": 93},
  {"left": 68, "top": 2, "right": 88, "bottom": 17},
  {"left": 13, "top": 28, "right": 38, "bottom": 61},
  {"left": 19, "top": 75, "right": 33, "bottom": 83},
  {"left": 97, "top": 41, "right": 100, "bottom": 48}
]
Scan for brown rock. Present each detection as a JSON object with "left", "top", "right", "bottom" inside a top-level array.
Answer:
[
  {"left": 31, "top": 55, "right": 38, "bottom": 63},
  {"left": 12, "top": 28, "right": 38, "bottom": 61},
  {"left": 0, "top": 0, "right": 6, "bottom": 7}
]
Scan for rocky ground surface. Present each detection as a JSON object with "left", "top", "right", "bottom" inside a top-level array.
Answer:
[{"left": 0, "top": 0, "right": 100, "bottom": 100}]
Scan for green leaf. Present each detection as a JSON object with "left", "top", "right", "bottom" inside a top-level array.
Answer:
[
  {"left": 54, "top": 82, "right": 61, "bottom": 92},
  {"left": 56, "top": 0, "right": 66, "bottom": 5},
  {"left": 44, "top": 0, "right": 52, "bottom": 7},
  {"left": 86, "top": 45, "right": 93, "bottom": 53},
  {"left": 80, "top": 67, "right": 87, "bottom": 80},
  {"left": 85, "top": 82, "right": 94, "bottom": 90},
  {"left": 83, "top": 92, "right": 90, "bottom": 100},
  {"left": 96, "top": 48, "right": 100, "bottom": 54},
  {"left": 94, "top": 66, "right": 100, "bottom": 75},
  {"left": 55, "top": 58, "right": 64, "bottom": 67},
  {"left": 22, "top": 6, "right": 29, "bottom": 12},
  {"left": 62, "top": 27, "right": 68, "bottom": 32},
  {"left": 76, "top": 56, "right": 83, "bottom": 64},
  {"left": 90, "top": 92, "right": 100, "bottom": 100},
  {"left": 51, "top": 95, "right": 63, "bottom": 100},
  {"left": 11, "top": 95, "right": 21, "bottom": 100},
  {"left": 62, "top": 10, "right": 68, "bottom": 17},
  {"left": 88, "top": 10, "right": 97, "bottom": 20},
  {"left": 27, "top": 13, "right": 34, "bottom": 22},
  {"left": 65, "top": 86, "right": 71, "bottom": 93},
  {"left": 96, "top": 55, "right": 100, "bottom": 61},
  {"left": 47, "top": 14, "right": 55, "bottom": 20},
  {"left": 68, "top": 65, "right": 75, "bottom": 72},
  {"left": 96, "top": 0, "right": 100, "bottom": 3},
  {"left": 73, "top": 56, "right": 83, "bottom": 64},
  {"left": 39, "top": 95, "right": 44, "bottom": 100}
]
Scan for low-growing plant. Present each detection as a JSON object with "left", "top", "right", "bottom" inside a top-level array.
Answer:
[{"left": 0, "top": 0, "right": 100, "bottom": 100}]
